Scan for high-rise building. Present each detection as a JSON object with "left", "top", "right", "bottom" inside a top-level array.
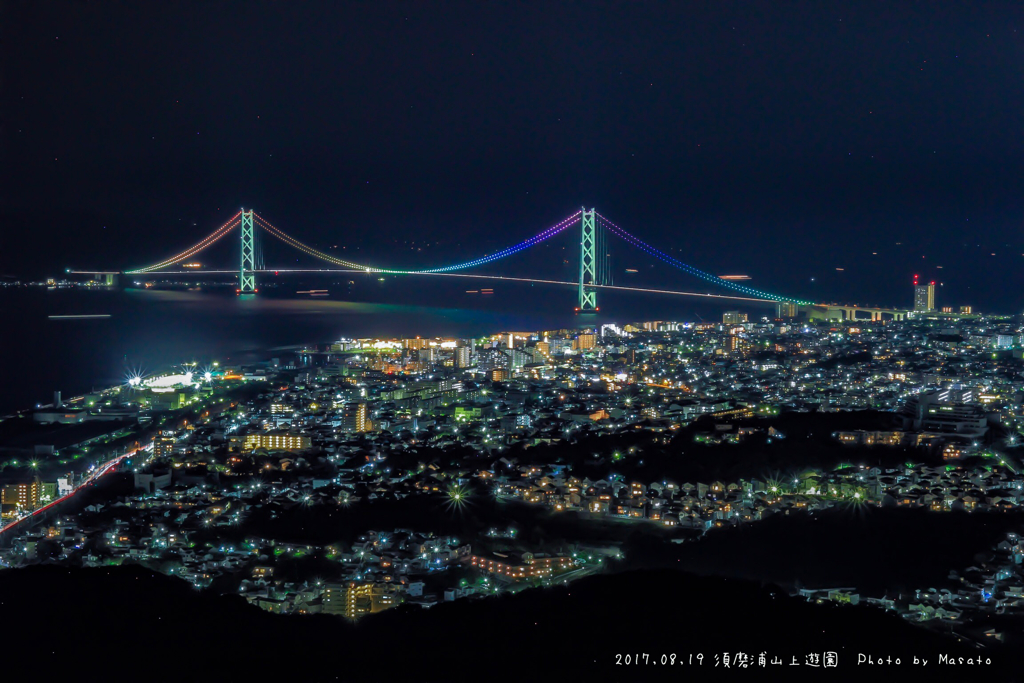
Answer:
[
  {"left": 153, "top": 431, "right": 176, "bottom": 458},
  {"left": 403, "top": 338, "right": 430, "bottom": 350},
  {"left": 913, "top": 276, "right": 935, "bottom": 312},
  {"left": 549, "top": 338, "right": 572, "bottom": 355},
  {"left": 726, "top": 335, "right": 756, "bottom": 357},
  {"left": 776, "top": 301, "right": 797, "bottom": 318},
  {"left": 959, "top": 306, "right": 973, "bottom": 314},
  {"left": 575, "top": 334, "right": 596, "bottom": 350},
  {"left": 454, "top": 346, "right": 472, "bottom": 369},
  {"left": 508, "top": 348, "right": 532, "bottom": 371},
  {"left": 340, "top": 402, "right": 368, "bottom": 432},
  {"left": 322, "top": 583, "right": 347, "bottom": 616},
  {"left": 722, "top": 311, "right": 748, "bottom": 325},
  {"left": 478, "top": 347, "right": 508, "bottom": 372},
  {"left": 323, "top": 582, "right": 402, "bottom": 619},
  {"left": 40, "top": 482, "right": 56, "bottom": 503},
  {"left": 1, "top": 481, "right": 41, "bottom": 509}
]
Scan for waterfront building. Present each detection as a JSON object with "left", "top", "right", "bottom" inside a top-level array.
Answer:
[{"left": 913, "top": 279, "right": 935, "bottom": 312}]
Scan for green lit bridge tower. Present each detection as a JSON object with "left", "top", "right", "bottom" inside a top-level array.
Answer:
[
  {"left": 239, "top": 209, "right": 256, "bottom": 293},
  {"left": 577, "top": 208, "right": 598, "bottom": 313}
]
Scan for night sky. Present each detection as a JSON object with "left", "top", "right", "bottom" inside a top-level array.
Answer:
[{"left": 4, "top": 2, "right": 1024, "bottom": 311}]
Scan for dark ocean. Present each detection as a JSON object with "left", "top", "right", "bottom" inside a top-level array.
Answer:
[{"left": 0, "top": 275, "right": 770, "bottom": 415}]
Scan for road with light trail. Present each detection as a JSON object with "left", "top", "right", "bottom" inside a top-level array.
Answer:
[{"left": 0, "top": 443, "right": 151, "bottom": 538}]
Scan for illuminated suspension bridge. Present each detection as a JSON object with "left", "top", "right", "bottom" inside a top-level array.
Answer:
[{"left": 98, "top": 207, "right": 821, "bottom": 311}]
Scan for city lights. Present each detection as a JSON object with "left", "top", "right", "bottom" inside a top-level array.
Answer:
[{"left": 10, "top": 7, "right": 1024, "bottom": 670}]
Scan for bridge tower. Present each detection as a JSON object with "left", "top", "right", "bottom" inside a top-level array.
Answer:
[
  {"left": 578, "top": 208, "right": 598, "bottom": 313},
  {"left": 239, "top": 209, "right": 256, "bottom": 293}
]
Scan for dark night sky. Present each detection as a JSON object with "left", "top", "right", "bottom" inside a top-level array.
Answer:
[{"left": 3, "top": 1, "right": 1024, "bottom": 310}]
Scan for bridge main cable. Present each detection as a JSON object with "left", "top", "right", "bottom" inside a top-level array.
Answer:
[
  {"left": 595, "top": 212, "right": 814, "bottom": 305},
  {"left": 253, "top": 211, "right": 582, "bottom": 274},
  {"left": 126, "top": 211, "right": 242, "bottom": 274}
]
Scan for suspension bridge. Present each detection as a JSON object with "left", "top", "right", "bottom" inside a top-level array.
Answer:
[{"left": 70, "top": 208, "right": 908, "bottom": 319}]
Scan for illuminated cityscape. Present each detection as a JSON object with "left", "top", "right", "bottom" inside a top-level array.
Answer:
[
  {"left": 6, "top": 313, "right": 1024, "bottom": 657},
  {"left": 6, "top": 2, "right": 1024, "bottom": 679}
]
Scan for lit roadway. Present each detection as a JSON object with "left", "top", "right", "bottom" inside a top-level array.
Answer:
[
  {"left": 0, "top": 443, "right": 151, "bottom": 538},
  {"left": 127, "top": 269, "right": 781, "bottom": 304}
]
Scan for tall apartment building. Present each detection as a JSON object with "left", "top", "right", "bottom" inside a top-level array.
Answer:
[
  {"left": 575, "top": 334, "right": 596, "bottom": 350},
  {"left": 403, "top": 338, "right": 430, "bottom": 350},
  {"left": 454, "top": 345, "right": 472, "bottom": 369},
  {"left": 776, "top": 301, "right": 797, "bottom": 318},
  {"left": 340, "top": 402, "right": 368, "bottom": 432},
  {"left": 323, "top": 582, "right": 402, "bottom": 619},
  {"left": 1, "top": 481, "right": 41, "bottom": 509},
  {"left": 913, "top": 276, "right": 935, "bottom": 312},
  {"left": 153, "top": 431, "right": 176, "bottom": 458},
  {"left": 722, "top": 311, "right": 748, "bottom": 325}
]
